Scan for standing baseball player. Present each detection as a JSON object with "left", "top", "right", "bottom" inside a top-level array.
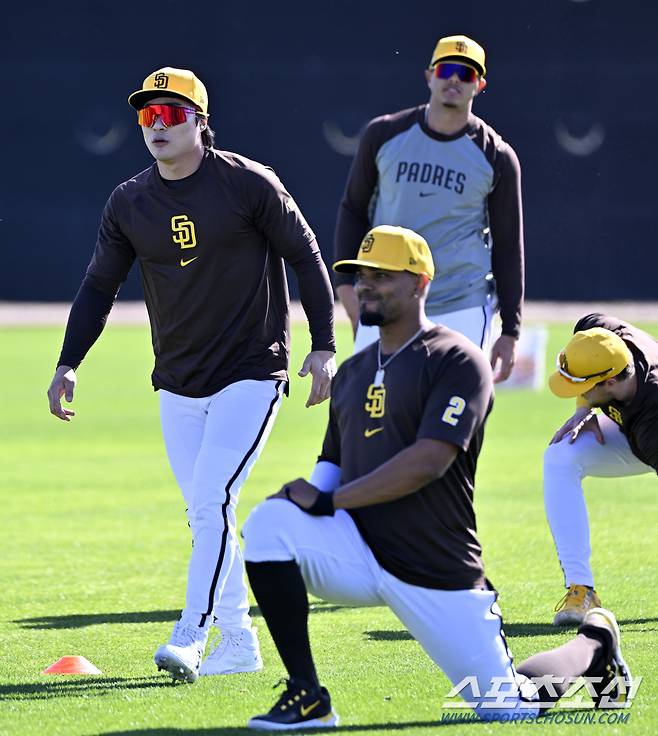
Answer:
[
  {"left": 240, "top": 227, "right": 631, "bottom": 728},
  {"left": 334, "top": 35, "right": 523, "bottom": 383},
  {"left": 46, "top": 67, "right": 336, "bottom": 682},
  {"left": 545, "top": 314, "right": 657, "bottom": 625}
]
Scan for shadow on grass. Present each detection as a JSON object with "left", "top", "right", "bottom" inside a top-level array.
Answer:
[
  {"left": 97, "top": 722, "right": 477, "bottom": 735},
  {"left": 365, "top": 630, "right": 414, "bottom": 641},
  {"left": 365, "top": 617, "right": 658, "bottom": 642},
  {"left": 14, "top": 602, "right": 354, "bottom": 630},
  {"left": 95, "top": 709, "right": 610, "bottom": 735},
  {"left": 15, "top": 610, "right": 182, "bottom": 629},
  {"left": 0, "top": 676, "right": 177, "bottom": 701},
  {"left": 15, "top": 608, "right": 658, "bottom": 634},
  {"left": 506, "top": 618, "right": 658, "bottom": 636}
]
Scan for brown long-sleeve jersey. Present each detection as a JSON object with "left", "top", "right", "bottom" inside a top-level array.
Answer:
[{"left": 59, "top": 149, "right": 335, "bottom": 397}]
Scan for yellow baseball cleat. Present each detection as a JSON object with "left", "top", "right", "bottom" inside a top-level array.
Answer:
[{"left": 553, "top": 584, "right": 601, "bottom": 626}]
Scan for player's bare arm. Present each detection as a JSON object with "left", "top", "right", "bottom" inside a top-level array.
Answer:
[
  {"left": 490, "top": 334, "right": 517, "bottom": 384},
  {"left": 298, "top": 350, "right": 336, "bottom": 408},
  {"left": 549, "top": 406, "right": 603, "bottom": 446},
  {"left": 273, "top": 439, "right": 458, "bottom": 512},
  {"left": 333, "top": 439, "right": 458, "bottom": 508},
  {"left": 335, "top": 284, "right": 360, "bottom": 336},
  {"left": 47, "top": 365, "right": 77, "bottom": 421}
]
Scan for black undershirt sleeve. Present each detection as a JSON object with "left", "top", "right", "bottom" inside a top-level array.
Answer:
[
  {"left": 285, "top": 239, "right": 336, "bottom": 353},
  {"left": 58, "top": 188, "right": 136, "bottom": 370},
  {"left": 248, "top": 166, "right": 336, "bottom": 353},
  {"left": 57, "top": 278, "right": 118, "bottom": 370},
  {"left": 333, "top": 120, "right": 382, "bottom": 288},
  {"left": 488, "top": 144, "right": 524, "bottom": 339}
]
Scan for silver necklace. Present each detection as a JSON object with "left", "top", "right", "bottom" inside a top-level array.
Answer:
[{"left": 374, "top": 327, "right": 425, "bottom": 387}]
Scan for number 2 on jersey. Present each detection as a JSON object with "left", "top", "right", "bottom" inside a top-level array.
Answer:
[{"left": 442, "top": 396, "right": 466, "bottom": 426}]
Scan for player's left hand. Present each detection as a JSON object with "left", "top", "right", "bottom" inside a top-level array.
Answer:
[
  {"left": 490, "top": 335, "right": 517, "bottom": 384},
  {"left": 298, "top": 350, "right": 336, "bottom": 407},
  {"left": 269, "top": 478, "right": 318, "bottom": 506},
  {"left": 269, "top": 478, "right": 335, "bottom": 516}
]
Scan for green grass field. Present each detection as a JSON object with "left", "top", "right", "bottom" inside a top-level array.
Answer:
[{"left": 1, "top": 321, "right": 656, "bottom": 736}]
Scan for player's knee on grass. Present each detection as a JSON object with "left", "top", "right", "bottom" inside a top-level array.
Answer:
[{"left": 243, "top": 498, "right": 308, "bottom": 562}]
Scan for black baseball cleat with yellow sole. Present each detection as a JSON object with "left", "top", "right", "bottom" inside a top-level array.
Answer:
[
  {"left": 578, "top": 607, "right": 633, "bottom": 709},
  {"left": 247, "top": 678, "right": 339, "bottom": 730}
]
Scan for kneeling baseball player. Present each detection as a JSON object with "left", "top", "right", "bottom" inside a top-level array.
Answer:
[
  {"left": 545, "top": 314, "right": 658, "bottom": 625},
  {"left": 240, "top": 226, "right": 633, "bottom": 728}
]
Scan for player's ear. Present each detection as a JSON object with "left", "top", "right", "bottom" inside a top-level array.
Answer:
[
  {"left": 476, "top": 77, "right": 487, "bottom": 94},
  {"left": 416, "top": 274, "right": 430, "bottom": 294},
  {"left": 424, "top": 68, "right": 433, "bottom": 87}
]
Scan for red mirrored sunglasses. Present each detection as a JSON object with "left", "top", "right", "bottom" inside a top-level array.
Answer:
[
  {"left": 433, "top": 62, "right": 479, "bottom": 83},
  {"left": 137, "top": 104, "right": 199, "bottom": 128}
]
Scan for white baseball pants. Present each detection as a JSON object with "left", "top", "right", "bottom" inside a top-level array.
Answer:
[
  {"left": 543, "top": 414, "right": 653, "bottom": 588},
  {"left": 353, "top": 302, "right": 495, "bottom": 354},
  {"left": 159, "top": 379, "right": 284, "bottom": 629},
  {"left": 243, "top": 499, "right": 538, "bottom": 718}
]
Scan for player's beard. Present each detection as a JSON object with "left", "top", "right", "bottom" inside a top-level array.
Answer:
[{"left": 360, "top": 309, "right": 385, "bottom": 326}]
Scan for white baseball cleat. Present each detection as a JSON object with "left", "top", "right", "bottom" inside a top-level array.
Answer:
[
  {"left": 200, "top": 626, "right": 263, "bottom": 676},
  {"left": 154, "top": 620, "right": 209, "bottom": 683}
]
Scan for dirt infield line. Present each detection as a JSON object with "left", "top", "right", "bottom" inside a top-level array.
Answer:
[{"left": 0, "top": 301, "right": 656, "bottom": 326}]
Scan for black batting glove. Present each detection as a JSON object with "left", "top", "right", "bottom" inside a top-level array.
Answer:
[{"left": 284, "top": 487, "right": 335, "bottom": 516}]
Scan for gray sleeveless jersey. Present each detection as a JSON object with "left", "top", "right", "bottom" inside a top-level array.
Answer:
[{"left": 335, "top": 106, "right": 523, "bottom": 338}]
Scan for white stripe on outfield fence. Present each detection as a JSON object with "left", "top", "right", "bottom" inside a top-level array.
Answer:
[{"left": 0, "top": 301, "right": 656, "bottom": 326}]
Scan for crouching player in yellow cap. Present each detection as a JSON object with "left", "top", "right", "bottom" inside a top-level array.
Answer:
[{"left": 545, "top": 314, "right": 658, "bottom": 625}]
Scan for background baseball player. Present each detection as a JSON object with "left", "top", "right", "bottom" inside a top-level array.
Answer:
[
  {"left": 334, "top": 35, "right": 523, "bottom": 383},
  {"left": 46, "top": 67, "right": 336, "bottom": 682},
  {"left": 546, "top": 314, "right": 657, "bottom": 625},
  {"left": 240, "top": 227, "right": 631, "bottom": 729}
]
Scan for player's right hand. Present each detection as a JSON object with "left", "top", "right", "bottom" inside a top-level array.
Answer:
[
  {"left": 47, "top": 365, "right": 77, "bottom": 421},
  {"left": 549, "top": 409, "right": 604, "bottom": 446}
]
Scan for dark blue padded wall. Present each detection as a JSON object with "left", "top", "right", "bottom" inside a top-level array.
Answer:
[{"left": 3, "top": 0, "right": 657, "bottom": 300}]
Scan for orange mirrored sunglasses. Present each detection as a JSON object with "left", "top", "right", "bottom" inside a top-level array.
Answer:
[{"left": 137, "top": 104, "right": 199, "bottom": 128}]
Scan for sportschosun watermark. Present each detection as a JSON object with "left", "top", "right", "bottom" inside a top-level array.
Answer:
[{"left": 439, "top": 675, "right": 642, "bottom": 724}]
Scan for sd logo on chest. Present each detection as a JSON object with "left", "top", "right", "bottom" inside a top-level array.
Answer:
[{"left": 171, "top": 215, "right": 198, "bottom": 267}]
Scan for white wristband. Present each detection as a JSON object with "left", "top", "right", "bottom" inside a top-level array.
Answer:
[{"left": 309, "top": 461, "right": 341, "bottom": 492}]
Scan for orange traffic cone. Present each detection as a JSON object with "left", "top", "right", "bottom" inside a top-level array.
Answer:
[{"left": 41, "top": 656, "right": 102, "bottom": 675}]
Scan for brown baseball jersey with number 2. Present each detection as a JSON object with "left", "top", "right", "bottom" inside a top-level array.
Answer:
[{"left": 319, "top": 325, "right": 494, "bottom": 590}]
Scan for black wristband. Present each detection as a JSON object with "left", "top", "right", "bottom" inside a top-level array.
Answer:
[{"left": 284, "top": 487, "right": 335, "bottom": 517}]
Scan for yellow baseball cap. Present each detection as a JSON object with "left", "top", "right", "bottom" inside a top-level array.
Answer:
[
  {"left": 333, "top": 225, "right": 435, "bottom": 280},
  {"left": 429, "top": 35, "right": 486, "bottom": 77},
  {"left": 128, "top": 67, "right": 209, "bottom": 114},
  {"left": 548, "top": 328, "right": 633, "bottom": 398}
]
